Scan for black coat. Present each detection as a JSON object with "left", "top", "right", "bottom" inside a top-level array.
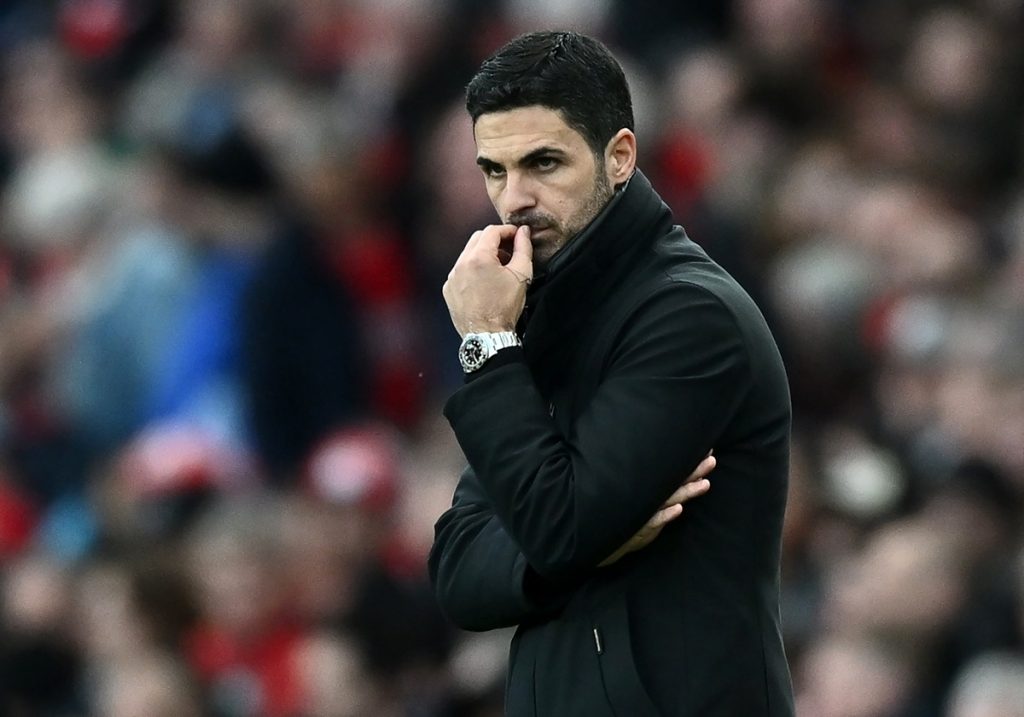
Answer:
[{"left": 429, "top": 171, "right": 794, "bottom": 716}]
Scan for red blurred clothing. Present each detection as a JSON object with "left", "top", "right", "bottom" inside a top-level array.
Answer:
[
  {"left": 186, "top": 620, "right": 307, "bottom": 717},
  {"left": 0, "top": 479, "right": 37, "bottom": 557},
  {"left": 327, "top": 226, "right": 423, "bottom": 430}
]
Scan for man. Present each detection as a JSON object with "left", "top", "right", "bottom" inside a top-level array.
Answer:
[{"left": 429, "top": 31, "right": 794, "bottom": 716}]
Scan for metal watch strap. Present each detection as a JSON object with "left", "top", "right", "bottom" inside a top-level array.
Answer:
[{"left": 487, "top": 331, "right": 521, "bottom": 351}]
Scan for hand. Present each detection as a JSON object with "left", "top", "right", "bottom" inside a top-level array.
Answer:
[
  {"left": 443, "top": 224, "right": 533, "bottom": 337},
  {"left": 598, "top": 454, "right": 716, "bottom": 567}
]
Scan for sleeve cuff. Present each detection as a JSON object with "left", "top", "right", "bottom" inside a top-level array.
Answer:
[{"left": 464, "top": 345, "right": 525, "bottom": 383}]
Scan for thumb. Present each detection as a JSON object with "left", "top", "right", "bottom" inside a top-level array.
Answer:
[{"left": 506, "top": 225, "right": 533, "bottom": 281}]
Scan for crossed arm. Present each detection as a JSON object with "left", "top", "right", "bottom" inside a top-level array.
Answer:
[{"left": 428, "top": 456, "right": 714, "bottom": 631}]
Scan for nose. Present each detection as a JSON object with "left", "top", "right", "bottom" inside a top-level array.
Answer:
[{"left": 502, "top": 171, "right": 537, "bottom": 217}]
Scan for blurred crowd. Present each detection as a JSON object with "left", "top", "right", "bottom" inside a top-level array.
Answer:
[{"left": 0, "top": 1, "right": 1021, "bottom": 716}]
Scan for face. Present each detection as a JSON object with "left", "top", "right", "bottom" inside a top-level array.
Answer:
[{"left": 474, "top": 106, "right": 614, "bottom": 269}]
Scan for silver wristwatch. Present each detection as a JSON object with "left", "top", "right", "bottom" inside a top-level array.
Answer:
[{"left": 458, "top": 331, "right": 521, "bottom": 373}]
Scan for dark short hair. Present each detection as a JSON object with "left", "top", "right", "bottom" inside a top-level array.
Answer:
[{"left": 466, "top": 31, "right": 634, "bottom": 156}]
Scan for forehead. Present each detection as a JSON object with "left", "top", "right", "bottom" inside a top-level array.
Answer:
[{"left": 474, "top": 106, "right": 589, "bottom": 161}]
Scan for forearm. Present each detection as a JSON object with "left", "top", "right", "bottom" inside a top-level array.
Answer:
[
  {"left": 446, "top": 364, "right": 687, "bottom": 579},
  {"left": 428, "top": 470, "right": 572, "bottom": 631}
]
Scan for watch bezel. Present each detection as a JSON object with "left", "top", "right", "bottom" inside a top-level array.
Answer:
[{"left": 459, "top": 334, "right": 489, "bottom": 373}]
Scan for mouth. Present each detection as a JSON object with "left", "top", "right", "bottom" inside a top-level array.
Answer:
[{"left": 509, "top": 217, "right": 554, "bottom": 235}]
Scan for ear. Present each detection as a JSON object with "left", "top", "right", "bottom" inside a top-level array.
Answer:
[{"left": 604, "top": 129, "right": 637, "bottom": 186}]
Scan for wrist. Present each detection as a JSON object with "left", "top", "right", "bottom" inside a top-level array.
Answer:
[{"left": 459, "top": 322, "right": 516, "bottom": 338}]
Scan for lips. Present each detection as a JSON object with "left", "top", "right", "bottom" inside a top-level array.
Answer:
[{"left": 508, "top": 214, "right": 554, "bottom": 233}]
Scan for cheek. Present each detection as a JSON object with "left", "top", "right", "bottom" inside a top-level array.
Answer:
[
  {"left": 560, "top": 173, "right": 596, "bottom": 211},
  {"left": 559, "top": 183, "right": 591, "bottom": 215},
  {"left": 543, "top": 179, "right": 577, "bottom": 213},
  {"left": 486, "top": 186, "right": 505, "bottom": 215},
  {"left": 552, "top": 196, "right": 575, "bottom": 224}
]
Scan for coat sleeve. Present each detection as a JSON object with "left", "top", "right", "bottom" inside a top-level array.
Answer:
[
  {"left": 427, "top": 465, "right": 574, "bottom": 631},
  {"left": 443, "top": 283, "right": 753, "bottom": 581}
]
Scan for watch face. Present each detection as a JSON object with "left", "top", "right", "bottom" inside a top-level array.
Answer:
[{"left": 459, "top": 335, "right": 488, "bottom": 372}]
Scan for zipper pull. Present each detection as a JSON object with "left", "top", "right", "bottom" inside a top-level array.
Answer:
[{"left": 593, "top": 628, "right": 603, "bottom": 655}]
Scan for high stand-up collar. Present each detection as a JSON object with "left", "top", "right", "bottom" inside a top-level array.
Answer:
[
  {"left": 531, "top": 170, "right": 673, "bottom": 287},
  {"left": 519, "top": 169, "right": 676, "bottom": 362}
]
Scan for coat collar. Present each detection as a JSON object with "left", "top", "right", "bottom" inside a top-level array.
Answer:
[{"left": 521, "top": 169, "right": 674, "bottom": 367}]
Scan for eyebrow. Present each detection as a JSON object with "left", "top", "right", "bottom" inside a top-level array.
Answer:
[{"left": 476, "top": 146, "right": 568, "bottom": 172}]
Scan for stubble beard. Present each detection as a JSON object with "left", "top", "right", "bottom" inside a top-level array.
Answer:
[{"left": 516, "top": 169, "right": 614, "bottom": 271}]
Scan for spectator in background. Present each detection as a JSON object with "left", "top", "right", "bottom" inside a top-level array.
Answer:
[
  {"left": 289, "top": 425, "right": 455, "bottom": 712},
  {"left": 945, "top": 652, "right": 1024, "bottom": 717},
  {"left": 183, "top": 495, "right": 307, "bottom": 717},
  {"left": 794, "top": 633, "right": 917, "bottom": 717},
  {"left": 139, "top": 127, "right": 278, "bottom": 441},
  {"left": 0, "top": 554, "right": 80, "bottom": 716},
  {"left": 0, "top": 39, "right": 121, "bottom": 501},
  {"left": 93, "top": 651, "right": 204, "bottom": 717},
  {"left": 241, "top": 154, "right": 422, "bottom": 478},
  {"left": 291, "top": 630, "right": 391, "bottom": 717}
]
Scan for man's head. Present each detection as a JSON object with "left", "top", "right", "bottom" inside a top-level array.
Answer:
[{"left": 466, "top": 31, "right": 637, "bottom": 267}]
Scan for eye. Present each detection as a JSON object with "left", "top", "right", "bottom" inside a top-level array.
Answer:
[
  {"left": 533, "top": 156, "right": 559, "bottom": 171},
  {"left": 482, "top": 164, "right": 505, "bottom": 179}
]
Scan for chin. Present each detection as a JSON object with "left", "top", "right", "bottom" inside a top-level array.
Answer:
[{"left": 532, "top": 243, "right": 559, "bottom": 268}]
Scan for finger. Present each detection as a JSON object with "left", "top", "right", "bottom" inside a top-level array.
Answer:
[
  {"left": 505, "top": 225, "right": 533, "bottom": 281},
  {"left": 688, "top": 454, "right": 717, "bottom": 482},
  {"left": 648, "top": 502, "right": 683, "bottom": 529},
  {"left": 475, "top": 224, "right": 519, "bottom": 251},
  {"left": 497, "top": 226, "right": 519, "bottom": 266},
  {"left": 661, "top": 478, "right": 711, "bottom": 508},
  {"left": 461, "top": 229, "right": 485, "bottom": 253},
  {"left": 468, "top": 226, "right": 520, "bottom": 268}
]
